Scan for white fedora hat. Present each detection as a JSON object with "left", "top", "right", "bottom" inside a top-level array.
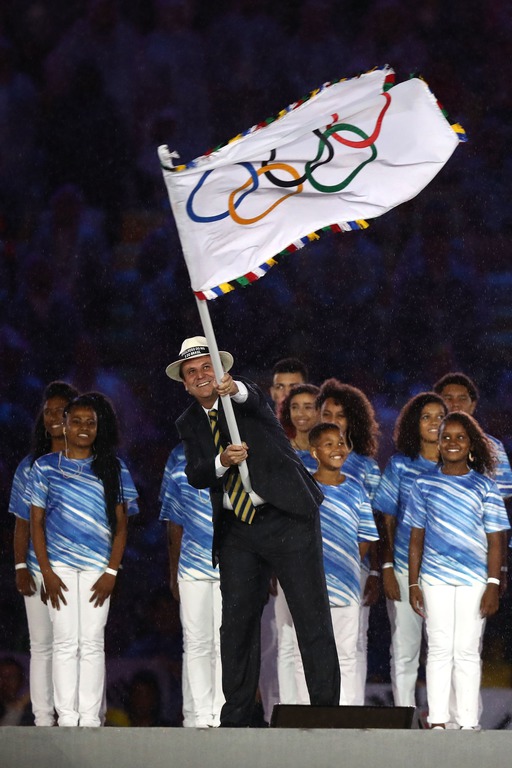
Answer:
[{"left": 165, "top": 336, "right": 234, "bottom": 381}]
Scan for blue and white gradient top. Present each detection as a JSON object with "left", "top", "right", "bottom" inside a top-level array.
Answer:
[
  {"left": 11, "top": 453, "right": 139, "bottom": 574},
  {"left": 158, "top": 446, "right": 182, "bottom": 503},
  {"left": 27, "top": 452, "right": 138, "bottom": 571},
  {"left": 373, "top": 453, "right": 438, "bottom": 574},
  {"left": 318, "top": 478, "right": 379, "bottom": 606},
  {"left": 159, "top": 444, "right": 218, "bottom": 581},
  {"left": 487, "top": 434, "right": 512, "bottom": 499},
  {"left": 295, "top": 447, "right": 317, "bottom": 473},
  {"left": 343, "top": 452, "right": 381, "bottom": 502},
  {"left": 403, "top": 467, "right": 509, "bottom": 586},
  {"left": 9, "top": 455, "right": 32, "bottom": 520}
]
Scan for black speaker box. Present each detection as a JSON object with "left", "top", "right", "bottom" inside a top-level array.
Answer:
[{"left": 270, "top": 704, "right": 418, "bottom": 729}]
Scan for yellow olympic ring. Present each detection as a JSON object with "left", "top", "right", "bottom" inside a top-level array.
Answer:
[{"left": 228, "top": 163, "right": 303, "bottom": 225}]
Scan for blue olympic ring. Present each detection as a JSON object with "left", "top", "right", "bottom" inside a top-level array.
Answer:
[{"left": 186, "top": 162, "right": 259, "bottom": 223}]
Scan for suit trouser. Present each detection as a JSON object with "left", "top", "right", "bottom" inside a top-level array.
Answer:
[
  {"left": 24, "top": 573, "right": 55, "bottom": 726},
  {"left": 218, "top": 505, "right": 340, "bottom": 726}
]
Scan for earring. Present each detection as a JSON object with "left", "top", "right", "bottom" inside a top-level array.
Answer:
[
  {"left": 345, "top": 431, "right": 354, "bottom": 453},
  {"left": 468, "top": 451, "right": 475, "bottom": 463}
]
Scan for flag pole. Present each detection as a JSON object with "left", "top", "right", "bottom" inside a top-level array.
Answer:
[{"left": 195, "top": 296, "right": 253, "bottom": 493}]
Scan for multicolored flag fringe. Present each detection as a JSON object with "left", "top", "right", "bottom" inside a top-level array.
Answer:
[{"left": 159, "top": 66, "right": 465, "bottom": 301}]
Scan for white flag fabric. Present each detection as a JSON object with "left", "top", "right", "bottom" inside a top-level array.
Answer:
[{"left": 159, "top": 67, "right": 465, "bottom": 300}]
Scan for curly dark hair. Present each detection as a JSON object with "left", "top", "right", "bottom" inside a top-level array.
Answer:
[
  {"left": 30, "top": 381, "right": 79, "bottom": 463},
  {"left": 64, "top": 393, "right": 123, "bottom": 533},
  {"left": 316, "top": 378, "right": 379, "bottom": 457},
  {"left": 394, "top": 392, "right": 447, "bottom": 459},
  {"left": 278, "top": 384, "right": 319, "bottom": 438},
  {"left": 433, "top": 372, "right": 479, "bottom": 402},
  {"left": 440, "top": 412, "right": 497, "bottom": 476}
]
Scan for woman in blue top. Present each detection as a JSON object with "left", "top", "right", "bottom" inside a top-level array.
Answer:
[
  {"left": 374, "top": 392, "right": 446, "bottom": 707},
  {"left": 29, "top": 393, "right": 138, "bottom": 727},
  {"left": 316, "top": 378, "right": 381, "bottom": 705},
  {"left": 278, "top": 384, "right": 320, "bottom": 473},
  {"left": 406, "top": 412, "right": 509, "bottom": 729},
  {"left": 9, "top": 380, "right": 78, "bottom": 726}
]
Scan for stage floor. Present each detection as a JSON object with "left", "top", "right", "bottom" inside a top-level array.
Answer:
[{"left": 1, "top": 727, "right": 511, "bottom": 768}]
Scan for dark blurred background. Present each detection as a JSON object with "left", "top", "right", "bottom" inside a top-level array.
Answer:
[{"left": 1, "top": 0, "right": 512, "bottom": 724}]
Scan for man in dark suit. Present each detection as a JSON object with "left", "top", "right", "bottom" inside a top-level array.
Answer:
[{"left": 167, "top": 337, "right": 340, "bottom": 727}]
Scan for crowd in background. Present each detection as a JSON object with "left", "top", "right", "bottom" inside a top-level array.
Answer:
[{"left": 1, "top": 0, "right": 512, "bottom": 725}]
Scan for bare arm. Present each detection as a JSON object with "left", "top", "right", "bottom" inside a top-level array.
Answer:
[
  {"left": 358, "top": 541, "right": 370, "bottom": 561},
  {"left": 90, "top": 502, "right": 128, "bottom": 607},
  {"left": 480, "top": 531, "right": 502, "bottom": 618},
  {"left": 499, "top": 529, "right": 509, "bottom": 597},
  {"left": 379, "top": 513, "right": 401, "bottom": 601},
  {"left": 362, "top": 541, "right": 381, "bottom": 606},
  {"left": 31, "top": 504, "right": 68, "bottom": 609},
  {"left": 167, "top": 522, "right": 183, "bottom": 603},
  {"left": 14, "top": 517, "right": 37, "bottom": 596},
  {"left": 408, "top": 527, "right": 425, "bottom": 618}
]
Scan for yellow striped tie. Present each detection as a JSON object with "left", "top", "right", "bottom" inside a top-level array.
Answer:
[{"left": 208, "top": 409, "right": 256, "bottom": 524}]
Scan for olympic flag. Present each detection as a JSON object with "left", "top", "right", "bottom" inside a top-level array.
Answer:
[{"left": 159, "top": 66, "right": 465, "bottom": 300}]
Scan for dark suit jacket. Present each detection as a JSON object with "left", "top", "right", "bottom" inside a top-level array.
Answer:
[{"left": 176, "top": 377, "right": 323, "bottom": 562}]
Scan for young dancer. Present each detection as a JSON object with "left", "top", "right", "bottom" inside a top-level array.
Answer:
[
  {"left": 10, "top": 380, "right": 78, "bottom": 726},
  {"left": 406, "top": 412, "right": 509, "bottom": 729},
  {"left": 434, "top": 372, "right": 511, "bottom": 596},
  {"left": 373, "top": 392, "right": 447, "bottom": 707},
  {"left": 29, "top": 393, "right": 138, "bottom": 727},
  {"left": 278, "top": 385, "right": 320, "bottom": 472},
  {"left": 294, "top": 423, "right": 378, "bottom": 704},
  {"left": 317, "top": 378, "right": 381, "bottom": 703}
]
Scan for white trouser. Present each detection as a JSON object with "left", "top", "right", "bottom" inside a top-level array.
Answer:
[
  {"left": 48, "top": 567, "right": 109, "bottom": 727},
  {"left": 354, "top": 568, "right": 369, "bottom": 705},
  {"left": 422, "top": 582, "right": 485, "bottom": 728},
  {"left": 24, "top": 573, "right": 54, "bottom": 725},
  {"left": 294, "top": 603, "right": 359, "bottom": 705},
  {"left": 386, "top": 569, "right": 424, "bottom": 707},
  {"left": 179, "top": 579, "right": 223, "bottom": 727},
  {"left": 274, "top": 583, "right": 298, "bottom": 704}
]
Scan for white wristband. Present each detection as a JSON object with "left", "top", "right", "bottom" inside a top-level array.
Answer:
[
  {"left": 368, "top": 570, "right": 380, "bottom": 578},
  {"left": 382, "top": 562, "right": 394, "bottom": 570},
  {"left": 105, "top": 567, "right": 118, "bottom": 577},
  {"left": 487, "top": 577, "right": 500, "bottom": 586},
  {"left": 15, "top": 563, "right": 28, "bottom": 571}
]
